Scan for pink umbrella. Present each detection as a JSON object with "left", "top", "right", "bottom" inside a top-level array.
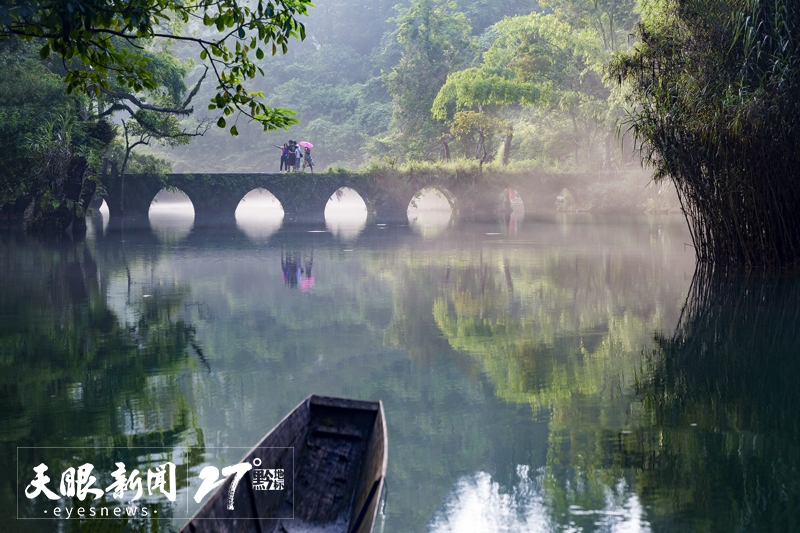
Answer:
[
  {"left": 300, "top": 276, "right": 315, "bottom": 292},
  {"left": 298, "top": 141, "right": 313, "bottom": 149}
]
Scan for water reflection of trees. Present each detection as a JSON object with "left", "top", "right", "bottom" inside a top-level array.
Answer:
[
  {"left": 627, "top": 268, "right": 800, "bottom": 531},
  {"left": 429, "top": 255, "right": 656, "bottom": 528},
  {"left": 408, "top": 245, "right": 800, "bottom": 530},
  {"left": 0, "top": 237, "right": 204, "bottom": 531},
  {"left": 377, "top": 247, "right": 687, "bottom": 531},
  {"left": 3, "top": 222, "right": 697, "bottom": 532},
  {"left": 522, "top": 268, "right": 800, "bottom": 532},
  {"left": 430, "top": 253, "right": 676, "bottom": 412}
]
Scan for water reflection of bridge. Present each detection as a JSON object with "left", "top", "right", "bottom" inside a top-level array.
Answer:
[
  {"left": 102, "top": 172, "right": 571, "bottom": 223},
  {"left": 93, "top": 201, "right": 528, "bottom": 248}
]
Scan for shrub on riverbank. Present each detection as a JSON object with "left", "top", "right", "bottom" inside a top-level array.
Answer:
[
  {"left": 0, "top": 41, "right": 78, "bottom": 215},
  {"left": 0, "top": 41, "right": 110, "bottom": 232}
]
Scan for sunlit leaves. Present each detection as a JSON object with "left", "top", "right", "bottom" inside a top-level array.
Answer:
[
  {"left": 538, "top": 0, "right": 639, "bottom": 51},
  {"left": 450, "top": 110, "right": 501, "bottom": 139},
  {"left": 430, "top": 11, "right": 615, "bottom": 163},
  {"left": 432, "top": 68, "right": 539, "bottom": 120},
  {"left": 485, "top": 13, "right": 606, "bottom": 84}
]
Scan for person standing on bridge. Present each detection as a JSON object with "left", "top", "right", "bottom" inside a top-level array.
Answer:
[
  {"left": 294, "top": 144, "right": 302, "bottom": 172},
  {"left": 286, "top": 140, "right": 297, "bottom": 171},
  {"left": 298, "top": 141, "right": 314, "bottom": 172},
  {"left": 302, "top": 147, "right": 313, "bottom": 172},
  {"left": 275, "top": 143, "right": 289, "bottom": 171}
]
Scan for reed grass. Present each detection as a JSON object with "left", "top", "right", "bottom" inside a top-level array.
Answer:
[{"left": 612, "top": 0, "right": 800, "bottom": 269}]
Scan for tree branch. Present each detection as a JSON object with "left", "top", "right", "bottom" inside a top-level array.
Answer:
[
  {"left": 97, "top": 102, "right": 135, "bottom": 119},
  {"left": 182, "top": 65, "right": 209, "bottom": 109},
  {"left": 100, "top": 88, "right": 193, "bottom": 115}
]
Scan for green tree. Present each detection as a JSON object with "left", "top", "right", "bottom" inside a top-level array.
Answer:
[
  {"left": 432, "top": 13, "right": 616, "bottom": 166},
  {"left": 485, "top": 13, "right": 611, "bottom": 166},
  {"left": 539, "top": 0, "right": 638, "bottom": 50},
  {"left": 25, "top": 114, "right": 104, "bottom": 231},
  {"left": 382, "top": 0, "right": 475, "bottom": 160},
  {"left": 0, "top": 37, "right": 201, "bottom": 229},
  {"left": 431, "top": 65, "right": 538, "bottom": 163},
  {"left": 95, "top": 43, "right": 209, "bottom": 177},
  {"left": 1, "top": 0, "right": 312, "bottom": 134}
]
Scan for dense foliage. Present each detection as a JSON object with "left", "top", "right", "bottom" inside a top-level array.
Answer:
[
  {"left": 611, "top": 0, "right": 800, "bottom": 268},
  {"left": 0, "top": 40, "right": 77, "bottom": 209},
  {"left": 156, "top": 0, "right": 640, "bottom": 172},
  {"left": 631, "top": 267, "right": 800, "bottom": 530},
  {"left": 0, "top": 237, "right": 206, "bottom": 529},
  {"left": 0, "top": 0, "right": 313, "bottom": 134},
  {"left": 431, "top": 12, "right": 610, "bottom": 166},
  {"left": 0, "top": 40, "right": 114, "bottom": 231},
  {"left": 0, "top": 39, "right": 190, "bottom": 230}
]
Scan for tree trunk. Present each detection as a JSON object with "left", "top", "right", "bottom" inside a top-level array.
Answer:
[
  {"left": 571, "top": 113, "right": 579, "bottom": 164},
  {"left": 609, "top": 14, "right": 615, "bottom": 49},
  {"left": 596, "top": 20, "right": 608, "bottom": 50},
  {"left": 604, "top": 132, "right": 612, "bottom": 170},
  {"left": 502, "top": 129, "right": 513, "bottom": 166}
]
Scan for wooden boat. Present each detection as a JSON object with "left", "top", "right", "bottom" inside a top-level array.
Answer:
[{"left": 181, "top": 395, "right": 387, "bottom": 533}]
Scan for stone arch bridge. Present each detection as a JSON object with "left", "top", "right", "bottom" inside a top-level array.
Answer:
[{"left": 102, "top": 170, "right": 586, "bottom": 222}]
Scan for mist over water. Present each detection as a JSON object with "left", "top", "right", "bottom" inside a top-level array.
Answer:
[{"left": 5, "top": 208, "right": 731, "bottom": 532}]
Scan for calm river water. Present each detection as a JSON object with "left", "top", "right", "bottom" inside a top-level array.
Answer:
[{"left": 2, "top": 208, "right": 799, "bottom": 532}]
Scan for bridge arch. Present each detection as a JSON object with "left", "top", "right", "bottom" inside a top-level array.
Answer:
[
  {"left": 325, "top": 187, "right": 369, "bottom": 215},
  {"left": 325, "top": 187, "right": 368, "bottom": 241},
  {"left": 336, "top": 184, "right": 376, "bottom": 216},
  {"left": 148, "top": 188, "right": 195, "bottom": 242},
  {"left": 235, "top": 188, "right": 285, "bottom": 241},
  {"left": 407, "top": 186, "right": 457, "bottom": 213},
  {"left": 235, "top": 188, "right": 285, "bottom": 218},
  {"left": 407, "top": 187, "right": 456, "bottom": 237},
  {"left": 149, "top": 188, "right": 195, "bottom": 215}
]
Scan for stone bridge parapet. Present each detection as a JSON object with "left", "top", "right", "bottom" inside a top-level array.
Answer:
[{"left": 102, "top": 170, "right": 599, "bottom": 222}]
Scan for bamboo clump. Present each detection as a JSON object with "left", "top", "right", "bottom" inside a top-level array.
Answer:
[{"left": 611, "top": 0, "right": 800, "bottom": 269}]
